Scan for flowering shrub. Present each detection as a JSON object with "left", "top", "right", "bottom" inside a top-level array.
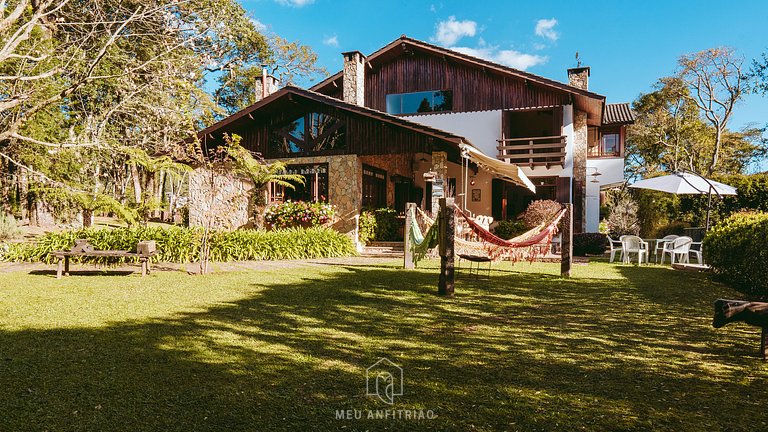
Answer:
[{"left": 264, "top": 201, "right": 336, "bottom": 229}]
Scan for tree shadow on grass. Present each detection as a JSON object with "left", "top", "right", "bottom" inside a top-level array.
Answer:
[{"left": 1, "top": 264, "right": 767, "bottom": 431}]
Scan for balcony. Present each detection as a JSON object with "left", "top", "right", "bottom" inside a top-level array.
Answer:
[{"left": 497, "top": 135, "right": 567, "bottom": 168}]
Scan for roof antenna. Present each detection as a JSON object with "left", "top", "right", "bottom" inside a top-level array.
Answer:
[{"left": 575, "top": 51, "right": 582, "bottom": 68}]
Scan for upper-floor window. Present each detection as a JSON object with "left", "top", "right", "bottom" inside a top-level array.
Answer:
[
  {"left": 385, "top": 90, "right": 453, "bottom": 115},
  {"left": 588, "top": 127, "right": 622, "bottom": 157}
]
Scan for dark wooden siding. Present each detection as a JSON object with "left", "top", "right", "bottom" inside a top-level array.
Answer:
[
  {"left": 203, "top": 99, "right": 458, "bottom": 161},
  {"left": 363, "top": 52, "right": 570, "bottom": 113}
]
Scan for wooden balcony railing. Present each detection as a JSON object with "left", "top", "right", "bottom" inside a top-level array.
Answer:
[{"left": 497, "top": 135, "right": 567, "bottom": 167}]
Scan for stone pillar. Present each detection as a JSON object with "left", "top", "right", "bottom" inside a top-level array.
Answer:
[
  {"left": 188, "top": 166, "right": 253, "bottom": 229},
  {"left": 572, "top": 110, "right": 588, "bottom": 233},
  {"left": 329, "top": 155, "right": 361, "bottom": 242},
  {"left": 342, "top": 51, "right": 365, "bottom": 106}
]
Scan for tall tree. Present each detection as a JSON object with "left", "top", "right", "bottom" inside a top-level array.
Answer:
[{"left": 677, "top": 47, "right": 748, "bottom": 175}]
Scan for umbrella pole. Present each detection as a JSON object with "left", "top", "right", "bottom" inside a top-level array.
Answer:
[{"left": 705, "top": 185, "right": 713, "bottom": 232}]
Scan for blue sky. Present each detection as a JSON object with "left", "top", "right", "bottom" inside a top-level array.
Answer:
[{"left": 243, "top": 0, "right": 768, "bottom": 168}]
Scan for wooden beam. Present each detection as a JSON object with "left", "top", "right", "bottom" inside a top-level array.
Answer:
[
  {"left": 560, "top": 203, "right": 572, "bottom": 277},
  {"left": 404, "top": 202, "right": 416, "bottom": 270},
  {"left": 438, "top": 197, "right": 455, "bottom": 296}
]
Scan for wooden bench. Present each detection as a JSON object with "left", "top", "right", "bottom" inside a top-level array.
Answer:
[
  {"left": 50, "top": 240, "right": 158, "bottom": 279},
  {"left": 713, "top": 299, "right": 768, "bottom": 359}
]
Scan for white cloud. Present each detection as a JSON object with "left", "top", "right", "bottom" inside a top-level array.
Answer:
[
  {"left": 535, "top": 18, "right": 558, "bottom": 42},
  {"left": 450, "top": 46, "right": 547, "bottom": 70},
  {"left": 249, "top": 18, "right": 267, "bottom": 32},
  {"left": 432, "top": 16, "right": 477, "bottom": 46},
  {"left": 275, "top": 0, "right": 314, "bottom": 7},
  {"left": 323, "top": 35, "right": 339, "bottom": 47}
]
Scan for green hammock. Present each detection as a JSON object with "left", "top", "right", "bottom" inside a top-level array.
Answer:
[{"left": 408, "top": 207, "right": 439, "bottom": 263}]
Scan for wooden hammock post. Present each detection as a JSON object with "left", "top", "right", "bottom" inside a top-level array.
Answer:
[
  {"left": 561, "top": 203, "right": 573, "bottom": 277},
  {"left": 404, "top": 202, "right": 416, "bottom": 270},
  {"left": 438, "top": 197, "right": 455, "bottom": 296}
]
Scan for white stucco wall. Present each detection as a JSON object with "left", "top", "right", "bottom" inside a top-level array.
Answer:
[
  {"left": 403, "top": 110, "right": 502, "bottom": 157},
  {"left": 585, "top": 157, "right": 625, "bottom": 232}
]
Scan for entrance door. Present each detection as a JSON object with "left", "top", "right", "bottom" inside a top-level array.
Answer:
[{"left": 362, "top": 164, "right": 387, "bottom": 208}]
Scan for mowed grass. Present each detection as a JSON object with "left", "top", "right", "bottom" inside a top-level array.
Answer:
[{"left": 0, "top": 259, "right": 766, "bottom": 431}]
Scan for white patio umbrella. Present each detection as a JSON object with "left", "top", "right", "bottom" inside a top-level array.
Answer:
[{"left": 628, "top": 171, "right": 737, "bottom": 231}]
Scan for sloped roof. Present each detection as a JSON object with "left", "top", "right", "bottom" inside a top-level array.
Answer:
[
  {"left": 197, "top": 85, "right": 471, "bottom": 147},
  {"left": 603, "top": 103, "right": 635, "bottom": 125},
  {"left": 311, "top": 36, "right": 605, "bottom": 101}
]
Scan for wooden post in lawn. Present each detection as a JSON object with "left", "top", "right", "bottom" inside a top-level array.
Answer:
[
  {"left": 404, "top": 202, "right": 416, "bottom": 270},
  {"left": 561, "top": 203, "right": 573, "bottom": 278},
  {"left": 438, "top": 197, "right": 455, "bottom": 296}
]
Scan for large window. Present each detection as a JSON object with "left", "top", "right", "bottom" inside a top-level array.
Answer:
[
  {"left": 385, "top": 90, "right": 453, "bottom": 115},
  {"left": 268, "top": 163, "right": 329, "bottom": 203},
  {"left": 269, "top": 112, "right": 346, "bottom": 156}
]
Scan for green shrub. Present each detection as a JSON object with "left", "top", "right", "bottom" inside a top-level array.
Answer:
[
  {"left": 360, "top": 208, "right": 402, "bottom": 242},
  {"left": 0, "top": 213, "right": 22, "bottom": 241},
  {"left": 654, "top": 221, "right": 691, "bottom": 238},
  {"left": 3, "top": 226, "right": 356, "bottom": 264},
  {"left": 358, "top": 210, "right": 376, "bottom": 245},
  {"left": 704, "top": 212, "right": 768, "bottom": 298},
  {"left": 264, "top": 200, "right": 336, "bottom": 229},
  {"left": 522, "top": 200, "right": 562, "bottom": 228},
  {"left": 493, "top": 219, "right": 527, "bottom": 240},
  {"left": 573, "top": 233, "right": 607, "bottom": 256}
]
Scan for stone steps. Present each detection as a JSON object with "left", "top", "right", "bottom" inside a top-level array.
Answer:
[{"left": 361, "top": 241, "right": 404, "bottom": 257}]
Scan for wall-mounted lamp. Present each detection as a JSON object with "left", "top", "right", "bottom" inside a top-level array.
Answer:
[{"left": 588, "top": 167, "right": 602, "bottom": 183}]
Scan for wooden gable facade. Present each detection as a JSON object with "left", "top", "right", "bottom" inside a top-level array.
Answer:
[
  {"left": 197, "top": 86, "right": 466, "bottom": 163},
  {"left": 312, "top": 37, "right": 605, "bottom": 125}
]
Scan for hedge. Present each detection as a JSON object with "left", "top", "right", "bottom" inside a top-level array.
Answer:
[
  {"left": 704, "top": 212, "right": 768, "bottom": 298},
  {"left": 573, "top": 233, "right": 608, "bottom": 256},
  {"left": 2, "top": 226, "right": 356, "bottom": 264}
]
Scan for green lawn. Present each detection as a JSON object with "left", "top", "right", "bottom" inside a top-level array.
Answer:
[{"left": 0, "top": 259, "right": 766, "bottom": 431}]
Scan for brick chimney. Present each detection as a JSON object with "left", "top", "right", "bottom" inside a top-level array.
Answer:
[
  {"left": 255, "top": 65, "right": 279, "bottom": 102},
  {"left": 342, "top": 51, "right": 365, "bottom": 106},
  {"left": 567, "top": 66, "right": 590, "bottom": 90}
]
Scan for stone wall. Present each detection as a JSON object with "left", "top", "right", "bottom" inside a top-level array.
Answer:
[
  {"left": 277, "top": 154, "right": 361, "bottom": 237},
  {"left": 572, "top": 110, "right": 588, "bottom": 232},
  {"left": 188, "top": 165, "right": 254, "bottom": 229}
]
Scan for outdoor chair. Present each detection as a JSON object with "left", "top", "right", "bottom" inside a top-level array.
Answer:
[
  {"left": 653, "top": 235, "right": 678, "bottom": 262},
  {"left": 620, "top": 235, "right": 649, "bottom": 265},
  {"left": 607, "top": 236, "right": 623, "bottom": 263},
  {"left": 661, "top": 236, "right": 693, "bottom": 265}
]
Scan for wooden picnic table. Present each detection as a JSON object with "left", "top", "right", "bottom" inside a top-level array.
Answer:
[{"left": 50, "top": 240, "right": 158, "bottom": 279}]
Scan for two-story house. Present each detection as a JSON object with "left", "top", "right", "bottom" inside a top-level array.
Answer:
[{"left": 192, "top": 36, "right": 633, "bottom": 237}]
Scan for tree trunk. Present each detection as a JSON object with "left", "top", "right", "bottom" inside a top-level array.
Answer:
[
  {"left": 82, "top": 209, "right": 93, "bottom": 228},
  {"left": 130, "top": 164, "right": 142, "bottom": 204},
  {"left": 708, "top": 126, "right": 722, "bottom": 175}
]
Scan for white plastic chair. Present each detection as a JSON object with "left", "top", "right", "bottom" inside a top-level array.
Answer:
[
  {"left": 661, "top": 236, "right": 692, "bottom": 264},
  {"left": 607, "top": 236, "right": 623, "bottom": 263},
  {"left": 620, "top": 235, "right": 648, "bottom": 264},
  {"left": 654, "top": 235, "right": 678, "bottom": 262},
  {"left": 689, "top": 242, "right": 704, "bottom": 264}
]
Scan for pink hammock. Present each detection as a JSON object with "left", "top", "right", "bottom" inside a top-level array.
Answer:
[{"left": 454, "top": 204, "right": 566, "bottom": 261}]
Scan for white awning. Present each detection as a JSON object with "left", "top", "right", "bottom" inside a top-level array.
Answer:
[{"left": 459, "top": 143, "right": 536, "bottom": 193}]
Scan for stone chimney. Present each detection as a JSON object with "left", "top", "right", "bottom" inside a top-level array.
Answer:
[
  {"left": 254, "top": 65, "right": 279, "bottom": 102},
  {"left": 342, "top": 51, "right": 365, "bottom": 106},
  {"left": 567, "top": 66, "right": 590, "bottom": 90}
]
